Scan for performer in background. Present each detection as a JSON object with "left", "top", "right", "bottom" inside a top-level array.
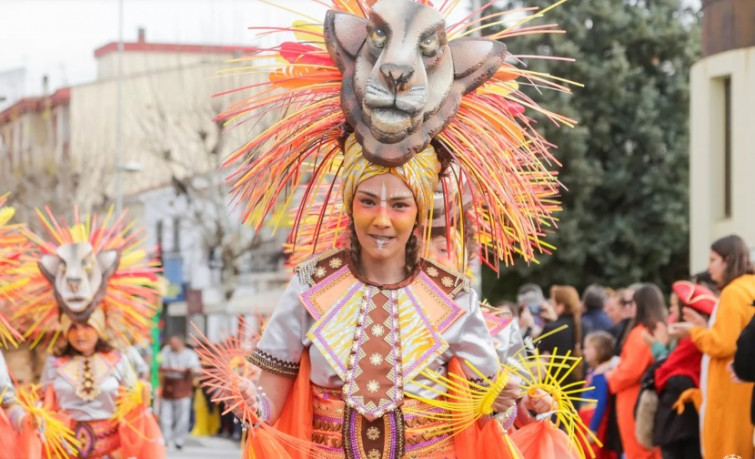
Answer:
[{"left": 9, "top": 209, "right": 165, "bottom": 458}]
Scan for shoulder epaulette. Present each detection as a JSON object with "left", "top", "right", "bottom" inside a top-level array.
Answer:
[
  {"left": 296, "top": 249, "right": 348, "bottom": 287},
  {"left": 420, "top": 258, "right": 470, "bottom": 299}
]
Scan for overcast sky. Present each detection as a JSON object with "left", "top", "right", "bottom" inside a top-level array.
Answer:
[
  {"left": 0, "top": 0, "right": 701, "bottom": 104},
  {"left": 0, "top": 0, "right": 336, "bottom": 99}
]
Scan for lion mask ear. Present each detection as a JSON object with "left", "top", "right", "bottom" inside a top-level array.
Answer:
[
  {"left": 97, "top": 250, "right": 121, "bottom": 282},
  {"left": 39, "top": 254, "right": 61, "bottom": 283},
  {"left": 324, "top": 10, "right": 368, "bottom": 72},
  {"left": 448, "top": 37, "right": 508, "bottom": 94}
]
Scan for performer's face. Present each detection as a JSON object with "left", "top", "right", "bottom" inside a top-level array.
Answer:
[
  {"left": 67, "top": 323, "right": 99, "bottom": 356},
  {"left": 428, "top": 235, "right": 453, "bottom": 267},
  {"left": 352, "top": 174, "right": 418, "bottom": 264}
]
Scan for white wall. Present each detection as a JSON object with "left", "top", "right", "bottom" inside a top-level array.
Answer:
[
  {"left": 689, "top": 47, "right": 755, "bottom": 272},
  {"left": 68, "top": 60, "right": 260, "bottom": 209}
]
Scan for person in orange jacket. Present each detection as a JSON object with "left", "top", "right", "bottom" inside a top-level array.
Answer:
[
  {"left": 606, "top": 284, "right": 666, "bottom": 459},
  {"left": 670, "top": 234, "right": 755, "bottom": 459}
]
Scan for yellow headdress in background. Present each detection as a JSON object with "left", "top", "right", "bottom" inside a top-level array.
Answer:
[
  {"left": 10, "top": 208, "right": 161, "bottom": 351},
  {"left": 0, "top": 193, "right": 27, "bottom": 347}
]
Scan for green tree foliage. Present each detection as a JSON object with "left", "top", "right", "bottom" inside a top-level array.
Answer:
[{"left": 482, "top": 0, "right": 701, "bottom": 302}]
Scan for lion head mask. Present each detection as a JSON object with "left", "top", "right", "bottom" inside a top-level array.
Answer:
[
  {"left": 39, "top": 242, "right": 120, "bottom": 324},
  {"left": 324, "top": 0, "right": 508, "bottom": 167}
]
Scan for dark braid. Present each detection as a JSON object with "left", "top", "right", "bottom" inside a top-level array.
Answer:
[
  {"left": 349, "top": 221, "right": 361, "bottom": 271},
  {"left": 405, "top": 232, "right": 420, "bottom": 274}
]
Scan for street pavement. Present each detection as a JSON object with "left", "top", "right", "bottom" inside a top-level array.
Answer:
[{"left": 167, "top": 435, "right": 241, "bottom": 459}]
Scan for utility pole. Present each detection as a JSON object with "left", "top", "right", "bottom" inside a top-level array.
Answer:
[{"left": 114, "top": 0, "right": 125, "bottom": 214}]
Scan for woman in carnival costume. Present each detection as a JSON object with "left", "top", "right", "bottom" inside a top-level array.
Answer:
[
  {"left": 8, "top": 208, "right": 165, "bottom": 459},
  {"left": 210, "top": 0, "right": 591, "bottom": 457}
]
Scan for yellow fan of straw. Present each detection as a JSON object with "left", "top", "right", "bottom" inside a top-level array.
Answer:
[
  {"left": 404, "top": 324, "right": 601, "bottom": 459},
  {"left": 15, "top": 383, "right": 79, "bottom": 458}
]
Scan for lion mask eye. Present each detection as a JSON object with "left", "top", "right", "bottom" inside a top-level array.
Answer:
[
  {"left": 370, "top": 28, "right": 387, "bottom": 48},
  {"left": 419, "top": 34, "right": 439, "bottom": 56}
]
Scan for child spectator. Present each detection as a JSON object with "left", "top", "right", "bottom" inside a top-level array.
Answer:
[{"left": 579, "top": 331, "right": 617, "bottom": 459}]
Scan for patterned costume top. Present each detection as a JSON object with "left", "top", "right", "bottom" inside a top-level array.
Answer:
[
  {"left": 40, "top": 351, "right": 136, "bottom": 422},
  {"left": 249, "top": 250, "right": 503, "bottom": 457},
  {"left": 250, "top": 250, "right": 495, "bottom": 389}
]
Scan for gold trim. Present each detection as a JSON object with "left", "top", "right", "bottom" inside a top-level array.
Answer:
[{"left": 247, "top": 349, "right": 299, "bottom": 378}]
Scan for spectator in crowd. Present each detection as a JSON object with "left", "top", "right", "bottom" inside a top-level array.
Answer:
[
  {"left": 609, "top": 287, "right": 638, "bottom": 356},
  {"left": 516, "top": 283, "right": 546, "bottom": 338},
  {"left": 667, "top": 290, "right": 680, "bottom": 324},
  {"left": 603, "top": 289, "right": 625, "bottom": 326},
  {"left": 582, "top": 284, "right": 612, "bottom": 335},
  {"left": 648, "top": 281, "right": 715, "bottom": 459},
  {"left": 159, "top": 334, "right": 201, "bottom": 451},
  {"left": 539, "top": 285, "right": 586, "bottom": 385},
  {"left": 579, "top": 330, "right": 616, "bottom": 459},
  {"left": 607, "top": 284, "right": 666, "bottom": 459},
  {"left": 602, "top": 289, "right": 630, "bottom": 458},
  {"left": 732, "top": 309, "right": 755, "bottom": 428},
  {"left": 669, "top": 235, "right": 755, "bottom": 459},
  {"left": 494, "top": 300, "right": 515, "bottom": 320},
  {"left": 691, "top": 270, "right": 719, "bottom": 296}
]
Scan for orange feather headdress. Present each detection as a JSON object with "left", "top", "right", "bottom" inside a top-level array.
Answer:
[
  {"left": 222, "top": 0, "right": 574, "bottom": 271},
  {"left": 10, "top": 208, "right": 161, "bottom": 351}
]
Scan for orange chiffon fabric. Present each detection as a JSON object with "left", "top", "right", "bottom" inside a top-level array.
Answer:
[
  {"left": 244, "top": 355, "right": 521, "bottom": 458},
  {"left": 509, "top": 421, "right": 578, "bottom": 459},
  {"left": 0, "top": 407, "right": 19, "bottom": 459},
  {"left": 119, "top": 405, "right": 166, "bottom": 458}
]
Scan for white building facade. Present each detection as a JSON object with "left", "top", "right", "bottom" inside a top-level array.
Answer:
[{"left": 689, "top": 0, "right": 755, "bottom": 271}]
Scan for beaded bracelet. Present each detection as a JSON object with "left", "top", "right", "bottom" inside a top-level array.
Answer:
[
  {"left": 233, "top": 416, "right": 251, "bottom": 431},
  {"left": 491, "top": 405, "right": 517, "bottom": 432},
  {"left": 256, "top": 386, "right": 271, "bottom": 423},
  {"left": 7, "top": 404, "right": 24, "bottom": 429},
  {"left": 234, "top": 385, "right": 270, "bottom": 430}
]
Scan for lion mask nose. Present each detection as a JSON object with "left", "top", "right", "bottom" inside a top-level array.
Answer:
[
  {"left": 67, "top": 277, "right": 82, "bottom": 293},
  {"left": 380, "top": 63, "right": 414, "bottom": 89}
]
